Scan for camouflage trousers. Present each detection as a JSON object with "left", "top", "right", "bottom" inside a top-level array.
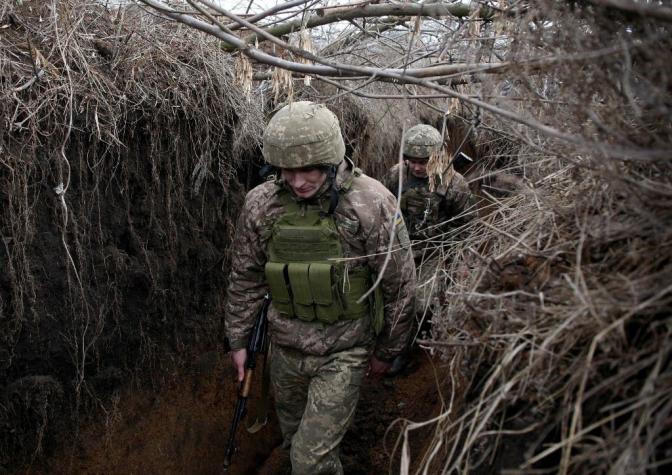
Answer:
[{"left": 270, "top": 344, "right": 369, "bottom": 475}]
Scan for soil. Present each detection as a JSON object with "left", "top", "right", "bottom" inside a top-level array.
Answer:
[{"left": 24, "top": 347, "right": 448, "bottom": 474}]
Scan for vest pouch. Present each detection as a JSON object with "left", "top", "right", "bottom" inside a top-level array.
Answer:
[
  {"left": 265, "top": 262, "right": 294, "bottom": 318},
  {"left": 309, "top": 263, "right": 341, "bottom": 324},
  {"left": 402, "top": 190, "right": 427, "bottom": 233},
  {"left": 287, "top": 263, "right": 316, "bottom": 322},
  {"left": 405, "top": 195, "right": 427, "bottom": 218},
  {"left": 271, "top": 224, "right": 341, "bottom": 262},
  {"left": 339, "top": 267, "right": 371, "bottom": 320}
]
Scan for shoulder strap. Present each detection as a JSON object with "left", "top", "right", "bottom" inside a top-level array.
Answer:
[{"left": 339, "top": 166, "right": 362, "bottom": 193}]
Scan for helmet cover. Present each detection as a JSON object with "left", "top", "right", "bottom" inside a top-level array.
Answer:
[
  {"left": 403, "top": 124, "right": 443, "bottom": 158},
  {"left": 262, "top": 101, "right": 345, "bottom": 168}
]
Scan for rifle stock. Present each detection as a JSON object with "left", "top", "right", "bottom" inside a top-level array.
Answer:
[{"left": 222, "top": 294, "right": 271, "bottom": 471}]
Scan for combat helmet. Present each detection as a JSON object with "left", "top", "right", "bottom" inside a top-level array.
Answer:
[
  {"left": 262, "top": 101, "right": 346, "bottom": 168},
  {"left": 403, "top": 124, "right": 443, "bottom": 159}
]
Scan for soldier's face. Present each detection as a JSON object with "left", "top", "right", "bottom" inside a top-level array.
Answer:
[
  {"left": 406, "top": 158, "right": 429, "bottom": 178},
  {"left": 281, "top": 166, "right": 328, "bottom": 199}
]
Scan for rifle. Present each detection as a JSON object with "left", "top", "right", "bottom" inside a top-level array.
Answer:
[{"left": 223, "top": 294, "right": 271, "bottom": 471}]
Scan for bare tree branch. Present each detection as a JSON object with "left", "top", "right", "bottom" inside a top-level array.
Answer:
[
  {"left": 225, "top": 0, "right": 316, "bottom": 31},
  {"left": 139, "top": 0, "right": 497, "bottom": 78},
  {"left": 321, "top": 17, "right": 407, "bottom": 55},
  {"left": 232, "top": 0, "right": 492, "bottom": 49},
  {"left": 137, "top": 0, "right": 670, "bottom": 161}
]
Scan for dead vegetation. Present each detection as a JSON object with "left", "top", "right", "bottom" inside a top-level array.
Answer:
[
  {"left": 0, "top": 0, "right": 262, "bottom": 466},
  {"left": 1, "top": 0, "right": 671, "bottom": 473},
  {"left": 0, "top": 1, "right": 419, "bottom": 470},
  {"left": 386, "top": 4, "right": 672, "bottom": 474}
]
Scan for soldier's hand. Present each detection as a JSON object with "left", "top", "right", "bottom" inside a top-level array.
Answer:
[
  {"left": 368, "top": 355, "right": 391, "bottom": 378},
  {"left": 230, "top": 348, "right": 247, "bottom": 382}
]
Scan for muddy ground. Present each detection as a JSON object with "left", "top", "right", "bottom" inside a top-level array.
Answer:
[{"left": 23, "top": 346, "right": 446, "bottom": 474}]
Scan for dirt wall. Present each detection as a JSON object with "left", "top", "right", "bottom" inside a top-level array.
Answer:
[{"left": 0, "top": 1, "right": 263, "bottom": 468}]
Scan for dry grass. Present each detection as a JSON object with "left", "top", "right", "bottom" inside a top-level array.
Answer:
[
  {"left": 0, "top": 0, "right": 263, "bottom": 465},
  {"left": 381, "top": 2, "right": 672, "bottom": 473},
  {"left": 2, "top": 0, "right": 671, "bottom": 473}
]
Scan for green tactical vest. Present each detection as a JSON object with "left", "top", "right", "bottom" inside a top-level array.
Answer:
[
  {"left": 264, "top": 176, "right": 384, "bottom": 331},
  {"left": 400, "top": 180, "right": 443, "bottom": 239}
]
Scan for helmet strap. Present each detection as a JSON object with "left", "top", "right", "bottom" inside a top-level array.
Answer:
[
  {"left": 327, "top": 165, "right": 339, "bottom": 216},
  {"left": 259, "top": 163, "right": 275, "bottom": 180}
]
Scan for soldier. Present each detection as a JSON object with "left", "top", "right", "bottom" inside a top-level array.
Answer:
[
  {"left": 383, "top": 124, "right": 471, "bottom": 246},
  {"left": 225, "top": 101, "right": 416, "bottom": 474},
  {"left": 382, "top": 124, "right": 472, "bottom": 375}
]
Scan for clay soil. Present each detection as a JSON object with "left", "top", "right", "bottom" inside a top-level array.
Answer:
[{"left": 28, "top": 347, "right": 446, "bottom": 474}]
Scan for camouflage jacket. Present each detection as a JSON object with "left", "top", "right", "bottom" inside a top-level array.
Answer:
[
  {"left": 225, "top": 161, "right": 416, "bottom": 362},
  {"left": 382, "top": 163, "right": 471, "bottom": 241}
]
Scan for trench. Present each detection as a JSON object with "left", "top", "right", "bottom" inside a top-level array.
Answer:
[{"left": 29, "top": 346, "right": 446, "bottom": 474}]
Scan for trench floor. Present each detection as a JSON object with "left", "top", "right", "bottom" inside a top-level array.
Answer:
[{"left": 32, "top": 347, "right": 446, "bottom": 474}]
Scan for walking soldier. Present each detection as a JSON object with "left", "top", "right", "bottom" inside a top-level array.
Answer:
[{"left": 225, "top": 101, "right": 416, "bottom": 474}]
